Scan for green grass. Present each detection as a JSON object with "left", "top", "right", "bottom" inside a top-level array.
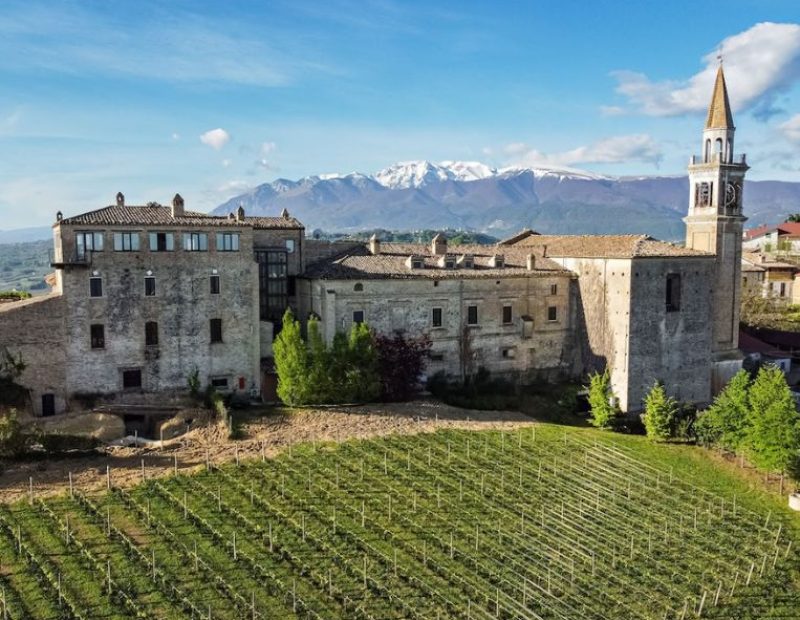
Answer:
[{"left": 0, "top": 424, "right": 797, "bottom": 619}]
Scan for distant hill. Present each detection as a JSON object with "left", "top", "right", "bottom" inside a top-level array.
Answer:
[
  {"left": 213, "top": 161, "right": 800, "bottom": 241},
  {"left": 0, "top": 226, "right": 51, "bottom": 244},
  {"left": 0, "top": 240, "right": 51, "bottom": 292}
]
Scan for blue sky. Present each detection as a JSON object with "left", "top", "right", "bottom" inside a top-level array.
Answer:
[{"left": 1, "top": 0, "right": 799, "bottom": 229}]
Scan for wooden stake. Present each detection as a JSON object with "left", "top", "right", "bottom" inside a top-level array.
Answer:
[{"left": 68, "top": 472, "right": 73, "bottom": 498}]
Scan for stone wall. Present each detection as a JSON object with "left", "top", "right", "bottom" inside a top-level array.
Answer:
[
  {"left": 58, "top": 224, "right": 261, "bottom": 399},
  {"left": 0, "top": 294, "right": 68, "bottom": 415},
  {"left": 300, "top": 273, "right": 575, "bottom": 381}
]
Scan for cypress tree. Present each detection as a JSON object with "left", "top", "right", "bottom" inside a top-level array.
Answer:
[
  {"left": 273, "top": 309, "right": 308, "bottom": 405},
  {"left": 642, "top": 382, "right": 678, "bottom": 441},
  {"left": 586, "top": 369, "right": 618, "bottom": 429}
]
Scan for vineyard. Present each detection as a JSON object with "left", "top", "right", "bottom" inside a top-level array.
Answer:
[{"left": 0, "top": 424, "right": 797, "bottom": 619}]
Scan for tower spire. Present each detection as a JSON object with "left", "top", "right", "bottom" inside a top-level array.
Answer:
[{"left": 705, "top": 65, "right": 734, "bottom": 130}]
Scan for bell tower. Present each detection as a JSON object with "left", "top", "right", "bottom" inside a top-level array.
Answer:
[{"left": 684, "top": 65, "right": 748, "bottom": 384}]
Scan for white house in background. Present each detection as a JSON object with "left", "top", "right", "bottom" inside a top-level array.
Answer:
[{"left": 743, "top": 223, "right": 800, "bottom": 253}]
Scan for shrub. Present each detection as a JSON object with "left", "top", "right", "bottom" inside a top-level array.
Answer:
[
  {"left": 695, "top": 369, "right": 751, "bottom": 449},
  {"left": 745, "top": 365, "right": 800, "bottom": 475},
  {"left": 374, "top": 332, "right": 432, "bottom": 401},
  {"left": 187, "top": 367, "right": 201, "bottom": 400},
  {"left": 642, "top": 382, "right": 679, "bottom": 441},
  {"left": 0, "top": 291, "right": 32, "bottom": 301},
  {"left": 0, "top": 409, "right": 31, "bottom": 458},
  {"left": 586, "top": 370, "right": 619, "bottom": 429}
]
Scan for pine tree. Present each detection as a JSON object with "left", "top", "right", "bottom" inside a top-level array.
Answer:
[
  {"left": 586, "top": 370, "right": 618, "bottom": 429},
  {"left": 642, "top": 382, "right": 679, "bottom": 441},
  {"left": 695, "top": 369, "right": 751, "bottom": 450},
  {"left": 273, "top": 309, "right": 309, "bottom": 405},
  {"left": 346, "top": 322, "right": 380, "bottom": 403},
  {"left": 746, "top": 365, "right": 800, "bottom": 474}
]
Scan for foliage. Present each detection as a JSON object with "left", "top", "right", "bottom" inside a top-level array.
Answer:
[
  {"left": 273, "top": 309, "right": 310, "bottom": 405},
  {"left": 273, "top": 309, "right": 381, "bottom": 405},
  {"left": 309, "top": 228, "right": 499, "bottom": 246},
  {"left": 642, "top": 382, "right": 680, "bottom": 441},
  {"left": 36, "top": 433, "right": 100, "bottom": 454},
  {"left": 586, "top": 370, "right": 619, "bottom": 429},
  {"left": 785, "top": 213, "right": 800, "bottom": 223},
  {"left": 695, "top": 369, "right": 751, "bottom": 449},
  {"left": 427, "top": 367, "right": 520, "bottom": 411},
  {"left": 187, "top": 367, "right": 201, "bottom": 400},
  {"left": 0, "top": 290, "right": 32, "bottom": 300},
  {"left": 745, "top": 365, "right": 800, "bottom": 474},
  {"left": 741, "top": 292, "right": 800, "bottom": 332},
  {"left": 374, "top": 331, "right": 432, "bottom": 401},
  {"left": 0, "top": 239, "right": 50, "bottom": 292},
  {"left": 0, "top": 409, "right": 31, "bottom": 458},
  {"left": 0, "top": 347, "right": 28, "bottom": 407}
]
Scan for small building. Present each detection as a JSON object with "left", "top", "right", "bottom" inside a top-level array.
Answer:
[
  {"left": 741, "top": 252, "right": 797, "bottom": 301},
  {"left": 743, "top": 223, "right": 800, "bottom": 253}
]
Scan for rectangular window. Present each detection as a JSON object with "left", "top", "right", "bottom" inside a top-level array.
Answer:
[
  {"left": 184, "top": 233, "right": 208, "bottom": 252},
  {"left": 780, "top": 282, "right": 787, "bottom": 297},
  {"left": 255, "top": 250, "right": 288, "bottom": 323},
  {"left": 210, "top": 318, "right": 223, "bottom": 343},
  {"left": 113, "top": 232, "right": 140, "bottom": 252},
  {"left": 432, "top": 307, "right": 443, "bottom": 328},
  {"left": 502, "top": 305, "right": 513, "bottom": 324},
  {"left": 501, "top": 347, "right": 516, "bottom": 359},
  {"left": 145, "top": 321, "right": 158, "bottom": 346},
  {"left": 210, "top": 275, "right": 220, "bottom": 295},
  {"left": 148, "top": 232, "right": 174, "bottom": 252},
  {"left": 76, "top": 232, "right": 103, "bottom": 259},
  {"left": 122, "top": 369, "right": 142, "bottom": 389},
  {"left": 353, "top": 310, "right": 365, "bottom": 324},
  {"left": 430, "top": 352, "right": 444, "bottom": 362},
  {"left": 144, "top": 276, "right": 156, "bottom": 296},
  {"left": 666, "top": 273, "right": 681, "bottom": 312},
  {"left": 211, "top": 377, "right": 229, "bottom": 389},
  {"left": 547, "top": 306, "right": 558, "bottom": 322},
  {"left": 89, "top": 277, "right": 102, "bottom": 298},
  {"left": 467, "top": 305, "right": 478, "bottom": 326},
  {"left": 550, "top": 283, "right": 558, "bottom": 296},
  {"left": 216, "top": 232, "right": 240, "bottom": 252},
  {"left": 90, "top": 324, "right": 105, "bottom": 349},
  {"left": 286, "top": 239, "right": 295, "bottom": 253}
]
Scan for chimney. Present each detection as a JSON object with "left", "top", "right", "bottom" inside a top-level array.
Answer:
[
  {"left": 171, "top": 193, "right": 185, "bottom": 218},
  {"left": 281, "top": 208, "right": 290, "bottom": 219},
  {"left": 116, "top": 192, "right": 125, "bottom": 207},
  {"left": 526, "top": 254, "right": 536, "bottom": 271},
  {"left": 431, "top": 233, "right": 447, "bottom": 256},
  {"left": 542, "top": 244, "right": 548, "bottom": 258},
  {"left": 56, "top": 211, "right": 63, "bottom": 222},
  {"left": 369, "top": 234, "right": 381, "bottom": 255},
  {"left": 236, "top": 204, "right": 245, "bottom": 222}
]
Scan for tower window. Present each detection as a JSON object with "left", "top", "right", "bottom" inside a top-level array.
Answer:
[
  {"left": 210, "top": 318, "right": 223, "bottom": 343},
  {"left": 90, "top": 324, "right": 105, "bottom": 349},
  {"left": 432, "top": 307, "right": 443, "bottom": 327},
  {"left": 144, "top": 276, "right": 156, "bottom": 296},
  {"left": 547, "top": 306, "right": 558, "bottom": 322},
  {"left": 89, "top": 277, "right": 103, "bottom": 298},
  {"left": 210, "top": 275, "right": 220, "bottom": 294},
  {"left": 353, "top": 310, "right": 365, "bottom": 324},
  {"left": 122, "top": 369, "right": 142, "bottom": 389},
  {"left": 695, "top": 182, "right": 712, "bottom": 207},
  {"left": 467, "top": 305, "right": 478, "bottom": 326},
  {"left": 145, "top": 321, "right": 158, "bottom": 346},
  {"left": 666, "top": 273, "right": 681, "bottom": 312},
  {"left": 502, "top": 305, "right": 513, "bottom": 325}
]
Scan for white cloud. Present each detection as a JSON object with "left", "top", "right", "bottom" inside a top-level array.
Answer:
[
  {"left": 200, "top": 128, "right": 230, "bottom": 150},
  {"left": 781, "top": 114, "right": 800, "bottom": 143},
  {"left": 260, "top": 141, "right": 277, "bottom": 156},
  {"left": 221, "top": 159, "right": 232, "bottom": 168},
  {"left": 215, "top": 180, "right": 252, "bottom": 195},
  {"left": 610, "top": 22, "right": 800, "bottom": 118},
  {"left": 508, "top": 134, "right": 663, "bottom": 168}
]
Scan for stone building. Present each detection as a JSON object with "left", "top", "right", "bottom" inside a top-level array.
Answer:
[{"left": 0, "top": 66, "right": 748, "bottom": 415}]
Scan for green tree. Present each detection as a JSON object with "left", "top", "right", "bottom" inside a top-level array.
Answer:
[
  {"left": 0, "top": 409, "right": 30, "bottom": 458},
  {"left": 642, "top": 382, "right": 679, "bottom": 441},
  {"left": 306, "top": 316, "right": 332, "bottom": 403},
  {"left": 346, "top": 322, "right": 380, "bottom": 403},
  {"left": 785, "top": 214, "right": 800, "bottom": 223},
  {"left": 695, "top": 370, "right": 751, "bottom": 450},
  {"left": 586, "top": 370, "right": 619, "bottom": 429},
  {"left": 745, "top": 365, "right": 800, "bottom": 474},
  {"left": 273, "top": 309, "right": 309, "bottom": 405}
]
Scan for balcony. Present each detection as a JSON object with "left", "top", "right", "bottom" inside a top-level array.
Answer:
[
  {"left": 50, "top": 248, "right": 92, "bottom": 269},
  {"left": 689, "top": 153, "right": 747, "bottom": 166}
]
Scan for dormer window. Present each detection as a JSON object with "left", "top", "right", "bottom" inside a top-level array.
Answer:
[
  {"left": 458, "top": 254, "right": 474, "bottom": 269},
  {"left": 406, "top": 255, "right": 425, "bottom": 270},
  {"left": 444, "top": 258, "right": 455, "bottom": 269},
  {"left": 490, "top": 254, "right": 505, "bottom": 268}
]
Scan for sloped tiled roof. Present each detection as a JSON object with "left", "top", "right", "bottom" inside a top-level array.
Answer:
[
  {"left": 744, "top": 222, "right": 800, "bottom": 241},
  {"left": 58, "top": 204, "right": 304, "bottom": 229},
  {"left": 706, "top": 66, "right": 734, "bottom": 130},
  {"left": 505, "top": 233, "right": 712, "bottom": 259},
  {"left": 742, "top": 252, "right": 797, "bottom": 271},
  {"left": 303, "top": 242, "right": 572, "bottom": 280}
]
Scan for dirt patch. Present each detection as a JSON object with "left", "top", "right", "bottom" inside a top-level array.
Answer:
[
  {"left": 0, "top": 400, "right": 535, "bottom": 503},
  {"left": 27, "top": 412, "right": 126, "bottom": 443}
]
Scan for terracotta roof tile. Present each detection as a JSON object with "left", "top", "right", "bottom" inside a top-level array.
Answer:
[
  {"left": 58, "top": 204, "right": 304, "bottom": 229},
  {"left": 505, "top": 233, "right": 712, "bottom": 258},
  {"left": 304, "top": 242, "right": 572, "bottom": 280}
]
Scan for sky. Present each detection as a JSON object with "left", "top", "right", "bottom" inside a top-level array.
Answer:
[{"left": 1, "top": 0, "right": 799, "bottom": 229}]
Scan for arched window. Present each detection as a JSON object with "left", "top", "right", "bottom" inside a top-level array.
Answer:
[
  {"left": 704, "top": 139, "right": 711, "bottom": 162},
  {"left": 715, "top": 138, "right": 723, "bottom": 160},
  {"left": 726, "top": 139, "right": 732, "bottom": 163},
  {"left": 354, "top": 283, "right": 363, "bottom": 292}
]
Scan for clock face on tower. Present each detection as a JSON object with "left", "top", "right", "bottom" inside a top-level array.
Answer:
[{"left": 724, "top": 182, "right": 738, "bottom": 208}]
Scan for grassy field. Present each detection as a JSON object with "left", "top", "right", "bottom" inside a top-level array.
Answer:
[{"left": 0, "top": 424, "right": 797, "bottom": 619}]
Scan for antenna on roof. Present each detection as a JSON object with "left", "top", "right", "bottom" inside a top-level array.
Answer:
[{"left": 716, "top": 47, "right": 723, "bottom": 66}]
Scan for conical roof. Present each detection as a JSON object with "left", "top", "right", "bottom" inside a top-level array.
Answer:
[{"left": 705, "top": 66, "right": 734, "bottom": 129}]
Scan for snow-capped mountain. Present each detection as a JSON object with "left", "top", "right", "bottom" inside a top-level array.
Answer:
[{"left": 212, "top": 160, "right": 800, "bottom": 240}]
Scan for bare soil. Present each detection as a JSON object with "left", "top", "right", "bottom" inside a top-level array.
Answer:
[{"left": 0, "top": 400, "right": 535, "bottom": 503}]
